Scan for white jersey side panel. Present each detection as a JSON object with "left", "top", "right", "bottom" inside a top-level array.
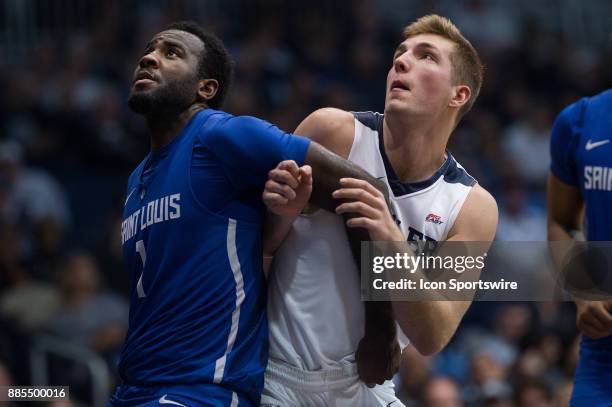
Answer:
[{"left": 267, "top": 111, "right": 476, "bottom": 370}]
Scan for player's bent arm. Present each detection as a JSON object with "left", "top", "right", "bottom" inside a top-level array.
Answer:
[
  {"left": 299, "top": 108, "right": 382, "bottom": 212},
  {"left": 299, "top": 108, "right": 401, "bottom": 383},
  {"left": 393, "top": 184, "right": 498, "bottom": 355},
  {"left": 261, "top": 108, "right": 355, "bottom": 260},
  {"left": 261, "top": 108, "right": 370, "bottom": 255},
  {"left": 544, "top": 174, "right": 612, "bottom": 338},
  {"left": 546, "top": 173, "right": 584, "bottom": 283},
  {"left": 305, "top": 142, "right": 389, "bottom": 213},
  {"left": 261, "top": 109, "right": 386, "bottom": 275}
]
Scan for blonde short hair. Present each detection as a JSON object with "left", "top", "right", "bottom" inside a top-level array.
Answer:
[{"left": 403, "top": 14, "right": 484, "bottom": 119}]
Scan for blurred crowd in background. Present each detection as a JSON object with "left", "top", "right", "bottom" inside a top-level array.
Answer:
[{"left": 1, "top": 0, "right": 611, "bottom": 405}]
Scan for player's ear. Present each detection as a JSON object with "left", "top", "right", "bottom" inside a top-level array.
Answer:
[
  {"left": 198, "top": 79, "right": 219, "bottom": 103},
  {"left": 449, "top": 84, "right": 471, "bottom": 109}
]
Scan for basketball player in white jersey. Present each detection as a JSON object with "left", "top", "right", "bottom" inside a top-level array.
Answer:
[{"left": 261, "top": 15, "right": 498, "bottom": 406}]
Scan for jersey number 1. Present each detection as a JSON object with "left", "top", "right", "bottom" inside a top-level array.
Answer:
[{"left": 136, "top": 240, "right": 147, "bottom": 298}]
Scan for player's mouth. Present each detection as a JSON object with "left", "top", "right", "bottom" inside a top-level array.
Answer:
[
  {"left": 390, "top": 80, "right": 410, "bottom": 92},
  {"left": 133, "top": 70, "right": 158, "bottom": 86}
]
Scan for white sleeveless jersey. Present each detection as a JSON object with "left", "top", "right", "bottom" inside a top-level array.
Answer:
[{"left": 267, "top": 111, "right": 476, "bottom": 371}]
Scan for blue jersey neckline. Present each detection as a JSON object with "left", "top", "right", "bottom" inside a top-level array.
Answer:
[{"left": 138, "top": 109, "right": 216, "bottom": 186}]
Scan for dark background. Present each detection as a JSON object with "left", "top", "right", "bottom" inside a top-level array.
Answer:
[{"left": 1, "top": 0, "right": 611, "bottom": 405}]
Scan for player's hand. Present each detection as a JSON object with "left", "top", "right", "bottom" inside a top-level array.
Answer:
[
  {"left": 575, "top": 300, "right": 612, "bottom": 339},
  {"left": 263, "top": 160, "right": 312, "bottom": 218},
  {"left": 333, "top": 178, "right": 404, "bottom": 241},
  {"left": 356, "top": 332, "right": 402, "bottom": 387}
]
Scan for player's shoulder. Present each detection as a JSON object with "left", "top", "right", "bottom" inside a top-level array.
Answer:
[
  {"left": 468, "top": 184, "right": 498, "bottom": 227},
  {"left": 587, "top": 88, "right": 612, "bottom": 107},
  {"left": 305, "top": 107, "right": 354, "bottom": 124},
  {"left": 200, "top": 109, "right": 278, "bottom": 141},
  {"left": 298, "top": 107, "right": 355, "bottom": 139},
  {"left": 550, "top": 98, "right": 588, "bottom": 150},
  {"left": 555, "top": 97, "right": 586, "bottom": 127},
  {"left": 200, "top": 109, "right": 243, "bottom": 132},
  {"left": 220, "top": 113, "right": 273, "bottom": 128},
  {"left": 579, "top": 88, "right": 612, "bottom": 123},
  {"left": 295, "top": 108, "right": 355, "bottom": 158},
  {"left": 467, "top": 184, "right": 497, "bottom": 214},
  {"left": 555, "top": 89, "right": 612, "bottom": 129},
  {"left": 451, "top": 183, "right": 498, "bottom": 241}
]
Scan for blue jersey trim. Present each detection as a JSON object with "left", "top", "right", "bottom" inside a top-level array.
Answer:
[{"left": 213, "top": 218, "right": 246, "bottom": 384}]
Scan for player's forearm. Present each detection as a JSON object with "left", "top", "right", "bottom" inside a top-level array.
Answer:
[
  {"left": 390, "top": 259, "right": 476, "bottom": 355},
  {"left": 305, "top": 141, "right": 392, "bottom": 255},
  {"left": 547, "top": 219, "right": 576, "bottom": 241},
  {"left": 393, "top": 301, "right": 467, "bottom": 356},
  {"left": 384, "top": 241, "right": 471, "bottom": 355},
  {"left": 304, "top": 142, "right": 402, "bottom": 367},
  {"left": 263, "top": 212, "right": 297, "bottom": 257},
  {"left": 546, "top": 175, "right": 583, "bottom": 243},
  {"left": 305, "top": 142, "right": 389, "bottom": 212},
  {"left": 547, "top": 220, "right": 587, "bottom": 310},
  {"left": 547, "top": 218, "right": 580, "bottom": 277},
  {"left": 262, "top": 212, "right": 297, "bottom": 276}
]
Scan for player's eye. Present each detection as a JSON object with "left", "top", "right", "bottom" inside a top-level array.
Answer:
[
  {"left": 422, "top": 53, "right": 437, "bottom": 62},
  {"left": 166, "top": 48, "right": 177, "bottom": 58}
]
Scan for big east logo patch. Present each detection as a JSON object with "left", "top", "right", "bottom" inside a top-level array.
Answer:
[{"left": 425, "top": 213, "right": 443, "bottom": 225}]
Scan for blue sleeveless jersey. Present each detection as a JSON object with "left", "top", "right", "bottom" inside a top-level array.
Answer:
[
  {"left": 550, "top": 89, "right": 612, "bottom": 405},
  {"left": 116, "top": 109, "right": 310, "bottom": 404}
]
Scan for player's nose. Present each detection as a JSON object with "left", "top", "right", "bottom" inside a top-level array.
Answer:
[
  {"left": 139, "top": 51, "right": 159, "bottom": 69},
  {"left": 394, "top": 56, "right": 409, "bottom": 73}
]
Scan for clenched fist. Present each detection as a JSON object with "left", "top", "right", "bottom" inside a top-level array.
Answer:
[{"left": 356, "top": 330, "right": 402, "bottom": 387}]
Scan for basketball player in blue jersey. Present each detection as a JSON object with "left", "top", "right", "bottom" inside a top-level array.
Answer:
[
  {"left": 108, "top": 21, "right": 396, "bottom": 407},
  {"left": 548, "top": 89, "right": 612, "bottom": 406},
  {"left": 260, "top": 15, "right": 498, "bottom": 406}
]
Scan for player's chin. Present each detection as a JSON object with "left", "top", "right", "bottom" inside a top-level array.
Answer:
[
  {"left": 385, "top": 98, "right": 410, "bottom": 114},
  {"left": 127, "top": 90, "right": 157, "bottom": 114}
]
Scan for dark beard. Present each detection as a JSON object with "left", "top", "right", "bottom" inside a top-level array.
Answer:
[{"left": 128, "top": 75, "right": 198, "bottom": 118}]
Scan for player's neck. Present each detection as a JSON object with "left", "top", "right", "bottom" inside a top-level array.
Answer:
[
  {"left": 382, "top": 114, "right": 451, "bottom": 183},
  {"left": 146, "top": 104, "right": 206, "bottom": 151}
]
